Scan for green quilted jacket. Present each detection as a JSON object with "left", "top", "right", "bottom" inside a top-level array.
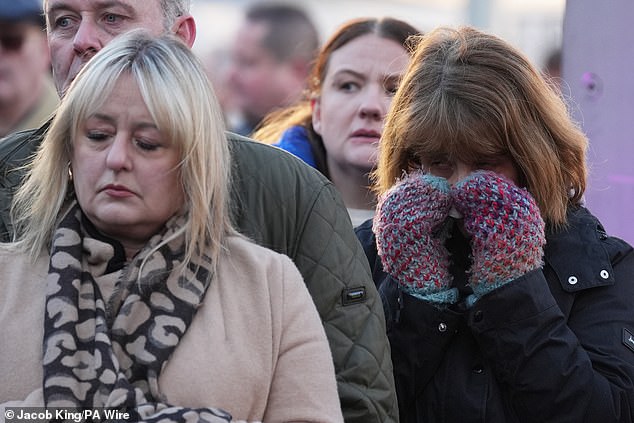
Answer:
[{"left": 0, "top": 124, "right": 399, "bottom": 423}]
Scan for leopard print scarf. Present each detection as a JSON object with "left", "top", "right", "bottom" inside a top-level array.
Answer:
[{"left": 42, "top": 202, "right": 231, "bottom": 422}]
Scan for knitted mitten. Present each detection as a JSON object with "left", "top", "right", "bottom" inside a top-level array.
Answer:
[
  {"left": 373, "top": 171, "right": 458, "bottom": 306},
  {"left": 452, "top": 171, "right": 546, "bottom": 304}
]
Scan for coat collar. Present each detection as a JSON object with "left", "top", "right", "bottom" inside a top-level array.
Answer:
[{"left": 545, "top": 206, "right": 616, "bottom": 292}]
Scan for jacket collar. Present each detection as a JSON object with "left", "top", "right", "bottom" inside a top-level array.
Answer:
[{"left": 545, "top": 206, "right": 615, "bottom": 292}]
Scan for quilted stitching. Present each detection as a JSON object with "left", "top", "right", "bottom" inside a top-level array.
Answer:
[{"left": 229, "top": 136, "right": 398, "bottom": 423}]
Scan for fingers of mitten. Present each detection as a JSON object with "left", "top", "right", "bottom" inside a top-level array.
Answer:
[
  {"left": 451, "top": 171, "right": 520, "bottom": 220},
  {"left": 374, "top": 171, "right": 451, "bottom": 268},
  {"left": 451, "top": 170, "right": 545, "bottom": 244},
  {"left": 452, "top": 171, "right": 546, "bottom": 288},
  {"left": 373, "top": 171, "right": 453, "bottom": 295},
  {"left": 379, "top": 231, "right": 452, "bottom": 295},
  {"left": 374, "top": 171, "right": 451, "bottom": 237}
]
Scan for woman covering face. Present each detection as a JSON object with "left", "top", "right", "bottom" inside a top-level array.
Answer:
[
  {"left": 1, "top": 31, "right": 343, "bottom": 423},
  {"left": 253, "top": 17, "right": 420, "bottom": 226},
  {"left": 356, "top": 26, "right": 634, "bottom": 422}
]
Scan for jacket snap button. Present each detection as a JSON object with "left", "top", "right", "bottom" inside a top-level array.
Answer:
[
  {"left": 473, "top": 310, "right": 483, "bottom": 322},
  {"left": 600, "top": 270, "right": 609, "bottom": 279},
  {"left": 438, "top": 322, "right": 448, "bottom": 333},
  {"left": 568, "top": 276, "right": 578, "bottom": 285},
  {"left": 472, "top": 365, "right": 484, "bottom": 374}
]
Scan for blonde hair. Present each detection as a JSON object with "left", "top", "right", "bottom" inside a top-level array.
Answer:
[
  {"left": 376, "top": 26, "right": 588, "bottom": 227},
  {"left": 12, "top": 30, "right": 233, "bottom": 272}
]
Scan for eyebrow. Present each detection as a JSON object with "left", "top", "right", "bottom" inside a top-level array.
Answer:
[
  {"left": 333, "top": 68, "right": 404, "bottom": 83},
  {"left": 332, "top": 69, "right": 366, "bottom": 80},
  {"left": 88, "top": 113, "right": 116, "bottom": 125}
]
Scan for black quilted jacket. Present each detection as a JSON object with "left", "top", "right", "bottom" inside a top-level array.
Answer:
[
  {"left": 356, "top": 207, "right": 634, "bottom": 422},
  {"left": 0, "top": 125, "right": 399, "bottom": 423}
]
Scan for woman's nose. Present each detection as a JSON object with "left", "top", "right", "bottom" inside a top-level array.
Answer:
[
  {"left": 359, "top": 87, "right": 386, "bottom": 121},
  {"left": 105, "top": 135, "right": 132, "bottom": 171},
  {"left": 447, "top": 162, "right": 473, "bottom": 185}
]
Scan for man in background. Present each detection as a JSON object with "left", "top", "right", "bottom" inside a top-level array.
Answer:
[
  {"left": 227, "top": 2, "right": 319, "bottom": 135},
  {"left": 0, "top": 0, "right": 58, "bottom": 138}
]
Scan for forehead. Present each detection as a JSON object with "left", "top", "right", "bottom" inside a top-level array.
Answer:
[
  {"left": 46, "top": 0, "right": 163, "bottom": 20},
  {"left": 325, "top": 34, "right": 409, "bottom": 77},
  {"left": 101, "top": 73, "right": 145, "bottom": 106}
]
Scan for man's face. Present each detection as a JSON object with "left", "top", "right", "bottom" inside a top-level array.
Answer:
[
  {"left": 227, "top": 21, "right": 301, "bottom": 126},
  {"left": 46, "top": 0, "right": 166, "bottom": 95},
  {"left": 0, "top": 22, "right": 50, "bottom": 106}
]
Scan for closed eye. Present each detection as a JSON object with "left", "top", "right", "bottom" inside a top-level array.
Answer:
[
  {"left": 135, "top": 139, "right": 160, "bottom": 151},
  {"left": 86, "top": 131, "right": 110, "bottom": 141}
]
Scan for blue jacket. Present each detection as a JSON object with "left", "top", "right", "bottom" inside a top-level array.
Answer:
[
  {"left": 356, "top": 206, "right": 634, "bottom": 422},
  {"left": 273, "top": 125, "right": 317, "bottom": 169}
]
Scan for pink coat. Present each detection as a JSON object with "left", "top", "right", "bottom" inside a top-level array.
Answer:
[{"left": 0, "top": 236, "right": 343, "bottom": 423}]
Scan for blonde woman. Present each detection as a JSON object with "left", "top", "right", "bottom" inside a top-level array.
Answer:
[
  {"left": 0, "top": 2, "right": 398, "bottom": 418},
  {"left": 0, "top": 31, "right": 343, "bottom": 423}
]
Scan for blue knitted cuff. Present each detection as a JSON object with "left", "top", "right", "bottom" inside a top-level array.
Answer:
[{"left": 405, "top": 286, "right": 459, "bottom": 308}]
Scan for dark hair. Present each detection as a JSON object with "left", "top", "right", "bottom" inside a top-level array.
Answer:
[
  {"left": 245, "top": 2, "right": 319, "bottom": 63},
  {"left": 253, "top": 16, "right": 420, "bottom": 177}
]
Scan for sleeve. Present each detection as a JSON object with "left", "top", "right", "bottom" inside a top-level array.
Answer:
[
  {"left": 263, "top": 256, "right": 343, "bottom": 423},
  {"left": 469, "top": 260, "right": 634, "bottom": 422},
  {"left": 293, "top": 182, "right": 399, "bottom": 423},
  {"left": 0, "top": 126, "right": 48, "bottom": 242},
  {"left": 354, "top": 218, "right": 385, "bottom": 286},
  {"left": 227, "top": 136, "right": 399, "bottom": 423}
]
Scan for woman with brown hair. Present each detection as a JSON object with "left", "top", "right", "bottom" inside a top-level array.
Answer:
[
  {"left": 254, "top": 17, "right": 420, "bottom": 226},
  {"left": 357, "top": 25, "right": 634, "bottom": 422}
]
